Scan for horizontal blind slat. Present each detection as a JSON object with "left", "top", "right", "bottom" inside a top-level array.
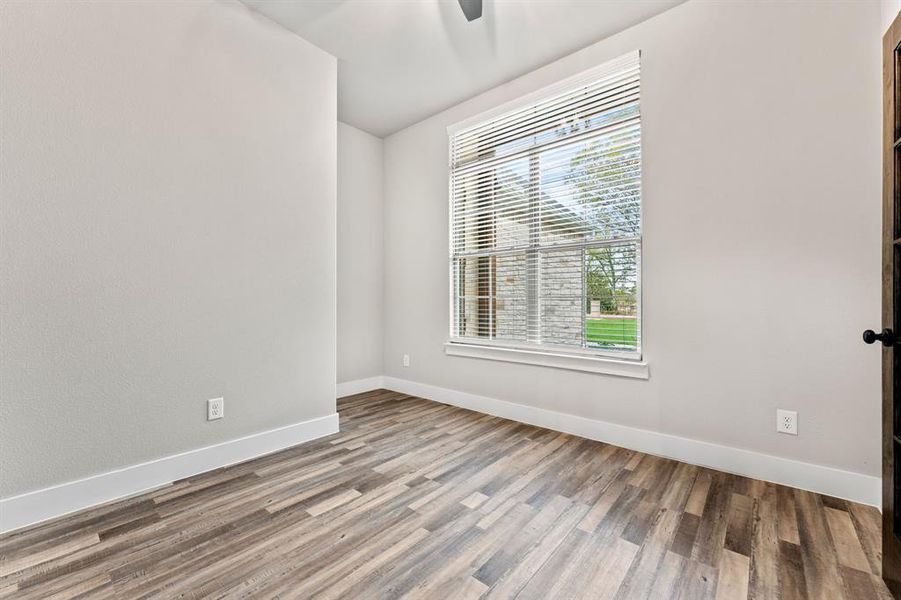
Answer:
[{"left": 452, "top": 84, "right": 640, "bottom": 168}]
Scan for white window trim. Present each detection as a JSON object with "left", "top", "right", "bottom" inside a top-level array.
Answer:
[
  {"left": 446, "top": 50, "right": 645, "bottom": 372},
  {"left": 444, "top": 341, "right": 649, "bottom": 379}
]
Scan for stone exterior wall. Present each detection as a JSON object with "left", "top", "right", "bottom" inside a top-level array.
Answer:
[
  {"left": 539, "top": 247, "right": 583, "bottom": 346},
  {"left": 494, "top": 252, "right": 527, "bottom": 341},
  {"left": 493, "top": 215, "right": 584, "bottom": 346}
]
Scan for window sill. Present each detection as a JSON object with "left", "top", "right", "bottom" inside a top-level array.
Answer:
[{"left": 444, "top": 342, "right": 649, "bottom": 379}]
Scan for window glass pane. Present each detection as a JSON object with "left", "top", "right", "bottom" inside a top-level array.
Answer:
[
  {"left": 454, "top": 256, "right": 493, "bottom": 339},
  {"left": 538, "top": 125, "right": 641, "bottom": 246},
  {"left": 494, "top": 161, "right": 531, "bottom": 251},
  {"left": 452, "top": 158, "right": 531, "bottom": 255},
  {"left": 575, "top": 125, "right": 641, "bottom": 242},
  {"left": 585, "top": 243, "right": 639, "bottom": 352}
]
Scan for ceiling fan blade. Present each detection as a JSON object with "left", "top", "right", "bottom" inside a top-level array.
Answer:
[{"left": 457, "top": 0, "right": 482, "bottom": 22}]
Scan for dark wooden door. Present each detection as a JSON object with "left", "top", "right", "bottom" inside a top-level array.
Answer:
[{"left": 881, "top": 14, "right": 901, "bottom": 598}]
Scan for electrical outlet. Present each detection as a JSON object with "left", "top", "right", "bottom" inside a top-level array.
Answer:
[
  {"left": 776, "top": 409, "right": 797, "bottom": 435},
  {"left": 403, "top": 354, "right": 410, "bottom": 367},
  {"left": 207, "top": 397, "right": 224, "bottom": 421}
]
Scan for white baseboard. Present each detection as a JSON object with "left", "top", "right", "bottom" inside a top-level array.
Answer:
[
  {"left": 337, "top": 376, "right": 385, "bottom": 398},
  {"left": 0, "top": 413, "right": 339, "bottom": 534},
  {"left": 4, "top": 376, "right": 880, "bottom": 534},
  {"left": 381, "top": 376, "right": 881, "bottom": 508}
]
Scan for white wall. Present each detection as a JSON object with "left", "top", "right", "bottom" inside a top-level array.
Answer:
[
  {"left": 383, "top": 0, "right": 882, "bottom": 480},
  {"left": 883, "top": 0, "right": 900, "bottom": 31},
  {"left": 0, "top": 0, "right": 337, "bottom": 498},
  {"left": 337, "top": 122, "right": 384, "bottom": 383}
]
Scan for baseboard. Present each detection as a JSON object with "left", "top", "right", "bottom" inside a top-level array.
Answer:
[
  {"left": 337, "top": 376, "right": 385, "bottom": 398},
  {"left": 0, "top": 413, "right": 339, "bottom": 534},
  {"left": 5, "top": 378, "right": 879, "bottom": 534},
  {"left": 382, "top": 376, "right": 881, "bottom": 508}
]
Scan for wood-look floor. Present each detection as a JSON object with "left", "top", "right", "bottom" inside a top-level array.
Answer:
[{"left": 0, "top": 390, "right": 891, "bottom": 599}]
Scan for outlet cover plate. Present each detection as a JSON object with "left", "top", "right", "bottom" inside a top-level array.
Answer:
[
  {"left": 776, "top": 409, "right": 797, "bottom": 435},
  {"left": 208, "top": 397, "right": 224, "bottom": 421}
]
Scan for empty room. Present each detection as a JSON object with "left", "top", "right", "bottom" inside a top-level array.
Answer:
[{"left": 1, "top": 0, "right": 898, "bottom": 597}]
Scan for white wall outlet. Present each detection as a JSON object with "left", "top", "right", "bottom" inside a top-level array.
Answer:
[
  {"left": 776, "top": 409, "right": 797, "bottom": 435},
  {"left": 207, "top": 397, "right": 224, "bottom": 421},
  {"left": 402, "top": 354, "right": 410, "bottom": 367}
]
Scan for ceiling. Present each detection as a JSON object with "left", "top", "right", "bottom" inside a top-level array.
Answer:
[{"left": 240, "top": 0, "right": 683, "bottom": 138}]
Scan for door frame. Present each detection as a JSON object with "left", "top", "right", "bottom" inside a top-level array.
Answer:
[{"left": 884, "top": 12, "right": 901, "bottom": 597}]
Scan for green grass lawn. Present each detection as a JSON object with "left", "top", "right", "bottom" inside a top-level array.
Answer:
[{"left": 585, "top": 317, "right": 638, "bottom": 347}]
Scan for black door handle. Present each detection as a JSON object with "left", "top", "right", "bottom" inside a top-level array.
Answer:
[{"left": 863, "top": 328, "right": 895, "bottom": 346}]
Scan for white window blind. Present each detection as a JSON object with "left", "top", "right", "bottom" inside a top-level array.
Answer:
[{"left": 448, "top": 51, "right": 641, "bottom": 359}]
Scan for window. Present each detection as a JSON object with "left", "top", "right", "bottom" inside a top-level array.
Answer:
[{"left": 448, "top": 51, "right": 642, "bottom": 367}]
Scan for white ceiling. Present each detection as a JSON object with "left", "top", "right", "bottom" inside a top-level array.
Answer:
[{"left": 241, "top": 0, "right": 684, "bottom": 138}]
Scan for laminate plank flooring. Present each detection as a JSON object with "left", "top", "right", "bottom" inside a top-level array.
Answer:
[{"left": 0, "top": 390, "right": 891, "bottom": 599}]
